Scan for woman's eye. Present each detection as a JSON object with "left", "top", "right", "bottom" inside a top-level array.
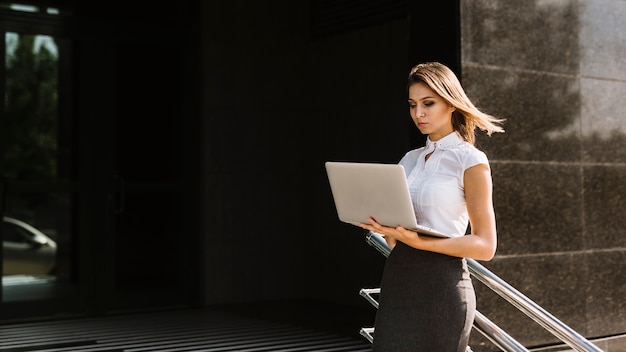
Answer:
[
  {"left": 424, "top": 101, "right": 434, "bottom": 107},
  {"left": 408, "top": 103, "right": 417, "bottom": 108}
]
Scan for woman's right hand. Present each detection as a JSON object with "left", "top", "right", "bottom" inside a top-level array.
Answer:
[{"left": 359, "top": 217, "right": 410, "bottom": 249}]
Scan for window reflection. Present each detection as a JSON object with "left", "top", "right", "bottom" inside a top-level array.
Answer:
[
  {"left": 4, "top": 32, "right": 59, "bottom": 181},
  {"left": 2, "top": 31, "right": 69, "bottom": 292},
  {"left": 2, "top": 216, "right": 57, "bottom": 276}
]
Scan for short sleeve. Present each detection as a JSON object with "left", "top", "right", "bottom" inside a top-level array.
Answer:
[{"left": 463, "top": 148, "right": 489, "bottom": 171}]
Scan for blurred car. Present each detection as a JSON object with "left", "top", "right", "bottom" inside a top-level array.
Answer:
[{"left": 2, "top": 216, "right": 57, "bottom": 276}]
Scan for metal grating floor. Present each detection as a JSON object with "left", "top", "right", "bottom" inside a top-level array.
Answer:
[{"left": 0, "top": 307, "right": 373, "bottom": 352}]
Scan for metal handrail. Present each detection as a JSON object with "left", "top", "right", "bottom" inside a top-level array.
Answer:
[
  {"left": 363, "top": 231, "right": 603, "bottom": 352},
  {"left": 358, "top": 286, "right": 529, "bottom": 351},
  {"left": 473, "top": 310, "right": 529, "bottom": 352},
  {"left": 467, "top": 259, "right": 602, "bottom": 352}
]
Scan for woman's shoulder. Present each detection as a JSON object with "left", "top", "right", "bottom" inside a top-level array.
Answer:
[
  {"left": 398, "top": 147, "right": 424, "bottom": 171},
  {"left": 456, "top": 141, "right": 485, "bottom": 154},
  {"left": 402, "top": 147, "right": 425, "bottom": 159},
  {"left": 453, "top": 142, "right": 489, "bottom": 169},
  {"left": 400, "top": 146, "right": 427, "bottom": 162}
]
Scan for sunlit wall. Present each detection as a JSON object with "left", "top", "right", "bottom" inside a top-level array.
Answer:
[{"left": 461, "top": 0, "right": 626, "bottom": 348}]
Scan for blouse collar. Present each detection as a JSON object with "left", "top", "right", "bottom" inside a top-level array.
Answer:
[{"left": 425, "top": 132, "right": 464, "bottom": 151}]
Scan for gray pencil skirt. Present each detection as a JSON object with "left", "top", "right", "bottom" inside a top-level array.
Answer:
[{"left": 371, "top": 241, "right": 476, "bottom": 352}]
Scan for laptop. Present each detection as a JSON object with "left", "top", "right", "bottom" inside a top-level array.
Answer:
[{"left": 324, "top": 161, "right": 450, "bottom": 238}]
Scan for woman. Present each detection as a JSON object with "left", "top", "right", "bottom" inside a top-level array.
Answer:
[{"left": 359, "top": 62, "right": 504, "bottom": 351}]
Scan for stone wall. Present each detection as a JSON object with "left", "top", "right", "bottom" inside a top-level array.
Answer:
[{"left": 462, "top": 0, "right": 626, "bottom": 349}]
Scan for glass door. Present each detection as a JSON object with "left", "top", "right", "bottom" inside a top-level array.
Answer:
[
  {"left": 0, "top": 28, "right": 81, "bottom": 313},
  {"left": 0, "top": 2, "right": 200, "bottom": 320}
]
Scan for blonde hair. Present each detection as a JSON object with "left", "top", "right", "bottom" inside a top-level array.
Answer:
[{"left": 408, "top": 62, "right": 504, "bottom": 144}]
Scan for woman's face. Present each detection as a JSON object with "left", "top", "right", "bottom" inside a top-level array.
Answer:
[{"left": 408, "top": 82, "right": 456, "bottom": 141}]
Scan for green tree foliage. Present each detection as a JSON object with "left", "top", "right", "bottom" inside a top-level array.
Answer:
[{"left": 3, "top": 34, "right": 58, "bottom": 181}]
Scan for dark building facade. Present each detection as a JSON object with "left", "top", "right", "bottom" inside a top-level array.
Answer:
[{"left": 1, "top": 1, "right": 624, "bottom": 350}]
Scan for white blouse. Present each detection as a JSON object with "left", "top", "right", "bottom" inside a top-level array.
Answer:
[{"left": 399, "top": 132, "right": 489, "bottom": 238}]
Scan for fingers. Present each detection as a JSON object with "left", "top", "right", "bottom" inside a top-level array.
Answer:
[
  {"left": 358, "top": 223, "right": 372, "bottom": 231},
  {"left": 367, "top": 217, "right": 377, "bottom": 227},
  {"left": 359, "top": 217, "right": 384, "bottom": 233}
]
